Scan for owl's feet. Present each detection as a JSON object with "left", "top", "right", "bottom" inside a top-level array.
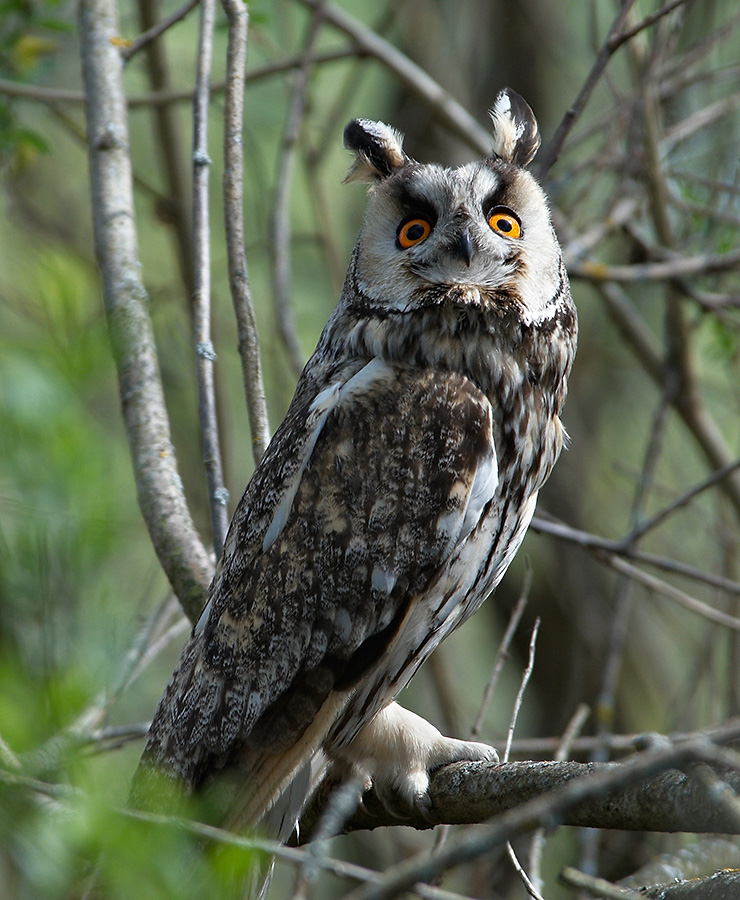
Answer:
[{"left": 328, "top": 701, "right": 498, "bottom": 822}]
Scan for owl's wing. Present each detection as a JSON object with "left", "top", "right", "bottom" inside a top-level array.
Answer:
[{"left": 135, "top": 358, "right": 497, "bottom": 821}]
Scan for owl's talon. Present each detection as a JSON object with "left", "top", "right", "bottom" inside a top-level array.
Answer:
[{"left": 328, "top": 702, "right": 498, "bottom": 823}]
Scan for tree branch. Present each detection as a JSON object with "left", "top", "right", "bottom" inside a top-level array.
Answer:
[
  {"left": 78, "top": 0, "right": 213, "bottom": 622},
  {"left": 301, "top": 756, "right": 740, "bottom": 841},
  {"left": 192, "top": 0, "right": 229, "bottom": 556},
  {"left": 221, "top": 0, "right": 271, "bottom": 463},
  {"left": 121, "top": 0, "right": 199, "bottom": 61},
  {"left": 133, "top": 0, "right": 195, "bottom": 296},
  {"left": 294, "top": 0, "right": 491, "bottom": 155},
  {"left": 335, "top": 729, "right": 740, "bottom": 900}
]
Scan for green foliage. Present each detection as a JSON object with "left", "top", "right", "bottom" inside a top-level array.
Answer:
[
  {"left": 0, "top": 0, "right": 69, "bottom": 170},
  {"left": 0, "top": 784, "right": 266, "bottom": 900}
]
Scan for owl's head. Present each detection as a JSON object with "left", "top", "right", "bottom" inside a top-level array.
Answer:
[{"left": 343, "top": 89, "right": 564, "bottom": 326}]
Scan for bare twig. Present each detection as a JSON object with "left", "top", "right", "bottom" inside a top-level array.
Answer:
[
  {"left": 124, "top": 808, "right": 472, "bottom": 900},
  {"left": 290, "top": 772, "right": 366, "bottom": 900},
  {"left": 571, "top": 246, "right": 740, "bottom": 281},
  {"left": 85, "top": 719, "right": 740, "bottom": 761},
  {"left": 626, "top": 457, "right": 740, "bottom": 544},
  {"left": 0, "top": 50, "right": 360, "bottom": 107},
  {"left": 78, "top": 0, "right": 213, "bottom": 622},
  {"left": 121, "top": 0, "right": 199, "bottom": 61},
  {"left": 133, "top": 0, "right": 195, "bottom": 295},
  {"left": 504, "top": 618, "right": 539, "bottom": 764},
  {"left": 528, "top": 704, "right": 591, "bottom": 891},
  {"left": 535, "top": 0, "right": 637, "bottom": 179},
  {"left": 607, "top": 0, "right": 693, "bottom": 51},
  {"left": 560, "top": 868, "right": 643, "bottom": 899},
  {"left": 601, "top": 554, "right": 740, "bottom": 633},
  {"left": 23, "top": 595, "right": 184, "bottom": 772},
  {"left": 503, "top": 619, "right": 542, "bottom": 900},
  {"left": 270, "top": 5, "right": 328, "bottom": 377},
  {"left": 221, "top": 0, "right": 271, "bottom": 463},
  {"left": 294, "top": 0, "right": 491, "bottom": 155},
  {"left": 470, "top": 570, "right": 530, "bottom": 740},
  {"left": 506, "top": 843, "right": 546, "bottom": 900},
  {"left": 0, "top": 78, "right": 88, "bottom": 103},
  {"left": 530, "top": 516, "right": 740, "bottom": 599},
  {"left": 192, "top": 0, "right": 229, "bottom": 556}
]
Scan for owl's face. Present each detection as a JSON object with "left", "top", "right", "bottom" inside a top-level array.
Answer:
[{"left": 343, "top": 91, "right": 563, "bottom": 326}]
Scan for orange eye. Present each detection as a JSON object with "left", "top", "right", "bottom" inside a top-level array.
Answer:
[
  {"left": 487, "top": 208, "right": 522, "bottom": 239},
  {"left": 397, "top": 217, "right": 432, "bottom": 249}
]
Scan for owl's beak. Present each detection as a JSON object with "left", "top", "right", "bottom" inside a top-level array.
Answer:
[{"left": 454, "top": 228, "right": 475, "bottom": 267}]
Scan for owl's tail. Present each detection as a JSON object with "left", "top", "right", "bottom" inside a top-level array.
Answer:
[{"left": 233, "top": 752, "right": 327, "bottom": 900}]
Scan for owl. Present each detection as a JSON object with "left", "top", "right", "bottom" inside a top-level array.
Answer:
[{"left": 132, "top": 88, "right": 577, "bottom": 844}]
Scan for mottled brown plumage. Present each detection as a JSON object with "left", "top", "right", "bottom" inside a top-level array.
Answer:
[{"left": 132, "top": 88, "right": 577, "bottom": 845}]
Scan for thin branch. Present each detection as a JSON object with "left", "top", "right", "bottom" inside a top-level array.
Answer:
[
  {"left": 290, "top": 773, "right": 366, "bottom": 900},
  {"left": 626, "top": 457, "right": 740, "bottom": 544},
  {"left": 78, "top": 0, "right": 212, "bottom": 623},
  {"left": 570, "top": 246, "right": 740, "bottom": 282},
  {"left": 271, "top": 6, "right": 328, "bottom": 377},
  {"left": 600, "top": 554, "right": 740, "bottom": 633},
  {"left": 134, "top": 0, "right": 195, "bottom": 296},
  {"left": 0, "top": 78, "right": 88, "bottom": 103},
  {"left": 123, "top": 808, "right": 472, "bottom": 900},
  {"left": 665, "top": 89, "right": 740, "bottom": 149},
  {"left": 84, "top": 718, "right": 740, "bottom": 760},
  {"left": 528, "top": 704, "right": 591, "bottom": 892},
  {"left": 560, "top": 868, "right": 643, "bottom": 899},
  {"left": 221, "top": 0, "right": 271, "bottom": 463},
  {"left": 503, "top": 620, "right": 543, "bottom": 900},
  {"left": 607, "top": 0, "right": 693, "bottom": 51},
  {"left": 121, "top": 0, "right": 200, "bottom": 61},
  {"left": 470, "top": 571, "right": 530, "bottom": 740},
  {"left": 22, "top": 595, "right": 184, "bottom": 772},
  {"left": 530, "top": 516, "right": 740, "bottom": 599},
  {"left": 0, "top": 50, "right": 360, "bottom": 107},
  {"left": 192, "top": 0, "right": 229, "bottom": 556},
  {"left": 294, "top": 0, "right": 492, "bottom": 155},
  {"left": 503, "top": 619, "right": 539, "bottom": 764},
  {"left": 535, "top": 0, "right": 637, "bottom": 179},
  {"left": 505, "top": 843, "right": 545, "bottom": 900}
]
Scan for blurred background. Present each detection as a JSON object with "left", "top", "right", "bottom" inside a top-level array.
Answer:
[{"left": 1, "top": 0, "right": 739, "bottom": 897}]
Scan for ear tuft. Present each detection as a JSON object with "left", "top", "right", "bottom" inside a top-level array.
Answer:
[
  {"left": 489, "top": 88, "right": 541, "bottom": 168},
  {"left": 343, "top": 118, "right": 407, "bottom": 183}
]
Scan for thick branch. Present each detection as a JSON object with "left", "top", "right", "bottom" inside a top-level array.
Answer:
[
  {"left": 78, "top": 0, "right": 213, "bottom": 622},
  {"left": 300, "top": 758, "right": 740, "bottom": 840},
  {"left": 338, "top": 732, "right": 740, "bottom": 900}
]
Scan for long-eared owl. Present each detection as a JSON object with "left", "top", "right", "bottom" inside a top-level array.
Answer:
[{"left": 132, "top": 88, "right": 577, "bottom": 843}]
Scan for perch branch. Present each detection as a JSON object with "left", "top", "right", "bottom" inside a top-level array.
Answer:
[{"left": 337, "top": 728, "right": 740, "bottom": 900}]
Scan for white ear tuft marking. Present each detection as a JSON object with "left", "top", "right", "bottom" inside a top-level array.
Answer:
[
  {"left": 343, "top": 118, "right": 408, "bottom": 183},
  {"left": 489, "top": 87, "right": 541, "bottom": 168}
]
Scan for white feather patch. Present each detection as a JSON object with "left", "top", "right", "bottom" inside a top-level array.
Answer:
[{"left": 489, "top": 93, "right": 526, "bottom": 163}]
